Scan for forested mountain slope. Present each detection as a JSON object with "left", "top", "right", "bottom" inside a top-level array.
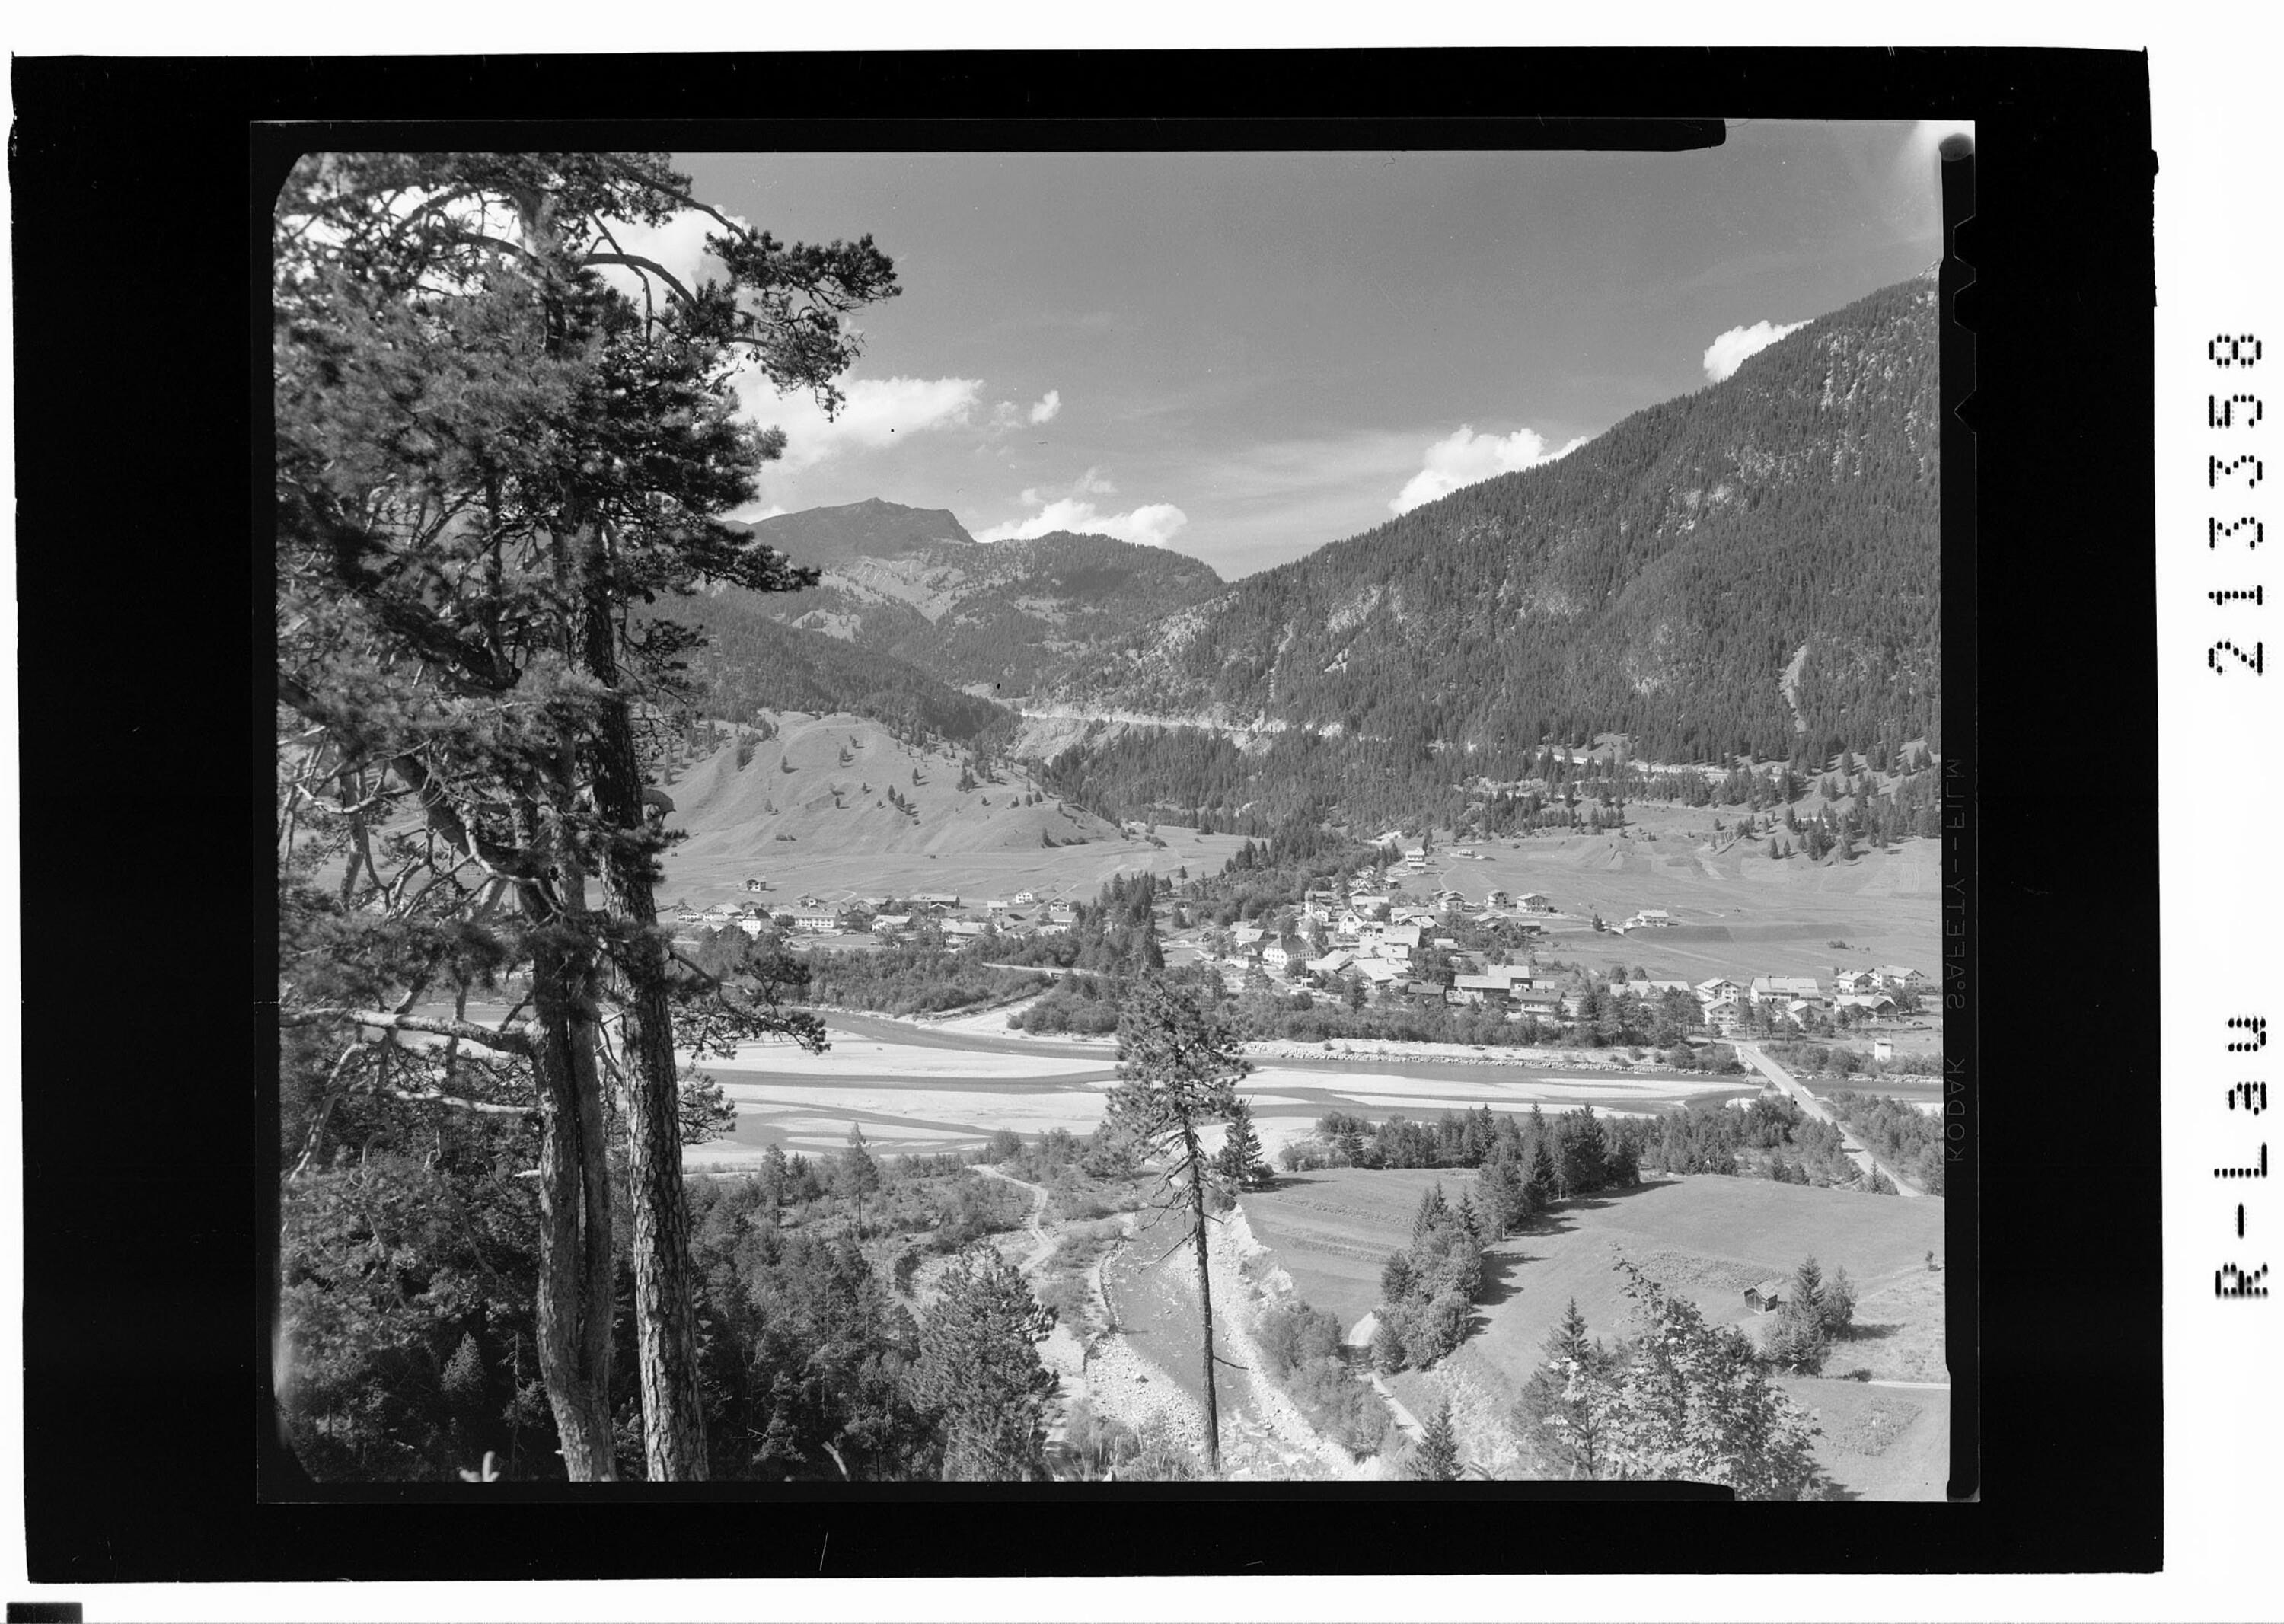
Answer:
[
  {"left": 714, "top": 499, "right": 1227, "bottom": 696},
  {"left": 658, "top": 597, "right": 1017, "bottom": 746},
  {"left": 1042, "top": 273, "right": 1941, "bottom": 767}
]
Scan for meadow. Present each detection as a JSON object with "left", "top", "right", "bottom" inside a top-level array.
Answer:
[{"left": 1239, "top": 1165, "right": 1951, "bottom": 1498}]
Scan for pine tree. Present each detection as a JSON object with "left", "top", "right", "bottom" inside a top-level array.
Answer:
[
  {"left": 911, "top": 1246, "right": 1057, "bottom": 1481},
  {"left": 1409, "top": 1399, "right": 1463, "bottom": 1480},
  {"left": 838, "top": 1123, "right": 882, "bottom": 1237},
  {"left": 274, "top": 152, "right": 888, "bottom": 1480},
  {"left": 1412, "top": 1182, "right": 1451, "bottom": 1246},
  {"left": 1108, "top": 975, "right": 1251, "bottom": 1473},
  {"left": 1214, "top": 1098, "right": 1268, "bottom": 1190}
]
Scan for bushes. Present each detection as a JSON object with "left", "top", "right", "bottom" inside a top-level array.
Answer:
[
  {"left": 1823, "top": 1090, "right": 1947, "bottom": 1195},
  {"left": 805, "top": 942, "right": 1048, "bottom": 1017},
  {"left": 1369, "top": 1185, "right": 1485, "bottom": 1371},
  {"left": 1253, "top": 1297, "right": 1390, "bottom": 1456}
]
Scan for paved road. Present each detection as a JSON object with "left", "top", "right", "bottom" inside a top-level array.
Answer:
[{"left": 1733, "top": 1041, "right": 1924, "bottom": 1198}]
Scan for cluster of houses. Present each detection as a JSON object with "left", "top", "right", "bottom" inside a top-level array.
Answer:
[
  {"left": 1688, "top": 968, "right": 1929, "bottom": 1035},
  {"left": 675, "top": 864, "right": 1927, "bottom": 1047},
  {"left": 671, "top": 888, "right": 1080, "bottom": 946}
]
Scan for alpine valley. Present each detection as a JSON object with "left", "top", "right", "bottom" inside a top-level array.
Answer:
[{"left": 669, "top": 273, "right": 1940, "bottom": 834}]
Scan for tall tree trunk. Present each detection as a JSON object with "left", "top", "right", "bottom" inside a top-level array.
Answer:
[
  {"left": 581, "top": 561, "right": 710, "bottom": 1481},
  {"left": 527, "top": 917, "right": 618, "bottom": 1481},
  {"left": 1184, "top": 1122, "right": 1220, "bottom": 1475}
]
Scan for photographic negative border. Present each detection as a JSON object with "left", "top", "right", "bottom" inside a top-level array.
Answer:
[{"left": 11, "top": 43, "right": 2155, "bottom": 1581}]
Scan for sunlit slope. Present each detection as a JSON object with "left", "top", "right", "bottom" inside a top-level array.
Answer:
[{"left": 662, "top": 711, "right": 1121, "bottom": 862}]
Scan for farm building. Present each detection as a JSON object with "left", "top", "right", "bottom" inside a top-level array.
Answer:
[
  {"left": 1486, "top": 888, "right": 1513, "bottom": 908},
  {"left": 1744, "top": 1279, "right": 1788, "bottom": 1314},
  {"left": 1517, "top": 892, "right": 1554, "bottom": 913},
  {"left": 1752, "top": 975, "right": 1826, "bottom": 1005}
]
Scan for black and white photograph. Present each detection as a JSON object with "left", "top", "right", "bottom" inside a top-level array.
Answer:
[{"left": 271, "top": 128, "right": 1963, "bottom": 1497}]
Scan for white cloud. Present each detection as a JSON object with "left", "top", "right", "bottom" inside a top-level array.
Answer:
[
  {"left": 737, "top": 374, "right": 984, "bottom": 469},
  {"left": 1389, "top": 425, "right": 1587, "bottom": 515},
  {"left": 1028, "top": 389, "right": 1062, "bottom": 425},
  {"left": 1701, "top": 317, "right": 1811, "bottom": 384},
  {"left": 976, "top": 490, "right": 1188, "bottom": 549}
]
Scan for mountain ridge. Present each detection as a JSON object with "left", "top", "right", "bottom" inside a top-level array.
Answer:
[{"left": 1035, "top": 272, "right": 1940, "bottom": 768}]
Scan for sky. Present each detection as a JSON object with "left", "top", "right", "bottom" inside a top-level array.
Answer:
[{"left": 611, "top": 123, "right": 1961, "bottom": 579}]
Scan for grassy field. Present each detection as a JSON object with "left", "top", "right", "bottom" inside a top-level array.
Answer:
[
  {"left": 1783, "top": 1377, "right": 1952, "bottom": 1501},
  {"left": 1240, "top": 1166, "right": 1949, "bottom": 1496},
  {"left": 1236, "top": 1167, "right": 1466, "bottom": 1332},
  {"left": 1412, "top": 807, "right": 1939, "bottom": 987},
  {"left": 657, "top": 711, "right": 1249, "bottom": 910}
]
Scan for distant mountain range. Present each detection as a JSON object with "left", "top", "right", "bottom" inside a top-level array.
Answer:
[
  {"left": 667, "top": 273, "right": 1940, "bottom": 828},
  {"left": 714, "top": 499, "right": 1227, "bottom": 697}
]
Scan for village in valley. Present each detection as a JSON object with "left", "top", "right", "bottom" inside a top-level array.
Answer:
[{"left": 671, "top": 838, "right": 1933, "bottom": 1058}]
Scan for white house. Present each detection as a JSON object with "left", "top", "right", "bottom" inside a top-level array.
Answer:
[
  {"left": 1696, "top": 976, "right": 1745, "bottom": 1004},
  {"left": 1751, "top": 975, "right": 1826, "bottom": 1005},
  {"left": 1486, "top": 888, "right": 1513, "bottom": 908},
  {"left": 1517, "top": 892, "right": 1554, "bottom": 914},
  {"left": 790, "top": 908, "right": 838, "bottom": 932},
  {"left": 1877, "top": 965, "right": 1928, "bottom": 990}
]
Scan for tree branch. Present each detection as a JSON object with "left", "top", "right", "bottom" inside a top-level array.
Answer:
[
  {"left": 583, "top": 252, "right": 697, "bottom": 309},
  {"left": 386, "top": 1086, "right": 539, "bottom": 1118},
  {"left": 287, "top": 1007, "right": 533, "bottom": 1055}
]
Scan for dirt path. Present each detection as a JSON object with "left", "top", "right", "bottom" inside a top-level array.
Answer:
[
  {"left": 975, "top": 1163, "right": 1057, "bottom": 1274},
  {"left": 1734, "top": 1042, "right": 1924, "bottom": 1198},
  {"left": 1342, "top": 1313, "right": 1424, "bottom": 1445}
]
